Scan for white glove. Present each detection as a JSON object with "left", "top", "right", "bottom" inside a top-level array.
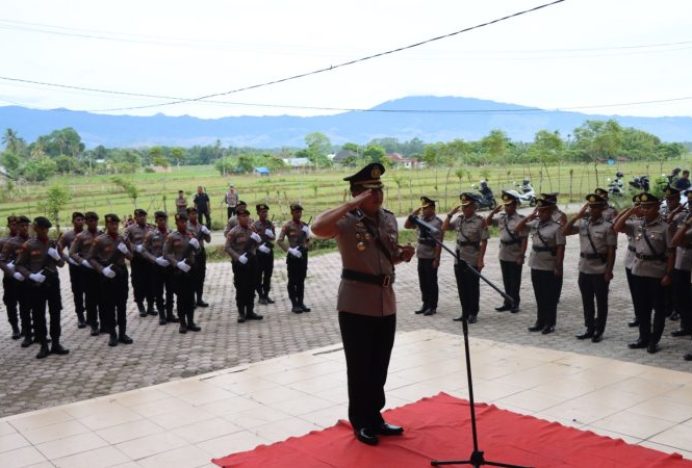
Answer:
[
  {"left": 117, "top": 243, "right": 129, "bottom": 254},
  {"left": 201, "top": 225, "right": 210, "bottom": 235},
  {"left": 29, "top": 272, "right": 46, "bottom": 284},
  {"left": 81, "top": 259, "right": 93, "bottom": 269},
  {"left": 288, "top": 247, "right": 302, "bottom": 258},
  {"left": 176, "top": 260, "right": 191, "bottom": 272},
  {"left": 264, "top": 228, "right": 275, "bottom": 239},
  {"left": 302, "top": 225, "right": 310, "bottom": 234},
  {"left": 250, "top": 232, "right": 262, "bottom": 243},
  {"left": 102, "top": 266, "right": 116, "bottom": 279},
  {"left": 155, "top": 257, "right": 170, "bottom": 267},
  {"left": 67, "top": 257, "right": 78, "bottom": 266},
  {"left": 189, "top": 238, "right": 200, "bottom": 250},
  {"left": 47, "top": 247, "right": 61, "bottom": 261},
  {"left": 135, "top": 244, "right": 145, "bottom": 253},
  {"left": 238, "top": 253, "right": 248, "bottom": 264},
  {"left": 12, "top": 271, "right": 24, "bottom": 281},
  {"left": 6, "top": 261, "right": 15, "bottom": 273},
  {"left": 258, "top": 244, "right": 271, "bottom": 254}
]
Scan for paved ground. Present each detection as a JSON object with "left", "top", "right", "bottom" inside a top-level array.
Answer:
[{"left": 1, "top": 234, "right": 690, "bottom": 418}]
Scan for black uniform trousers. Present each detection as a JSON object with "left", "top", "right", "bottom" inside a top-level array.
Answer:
[
  {"left": 68, "top": 264, "right": 85, "bottom": 317},
  {"left": 417, "top": 258, "right": 439, "bottom": 309},
  {"left": 531, "top": 269, "right": 560, "bottom": 328},
  {"left": 82, "top": 268, "right": 101, "bottom": 327},
  {"left": 3, "top": 275, "right": 19, "bottom": 329},
  {"left": 499, "top": 260, "right": 522, "bottom": 309},
  {"left": 100, "top": 268, "right": 129, "bottom": 336},
  {"left": 172, "top": 270, "right": 195, "bottom": 323},
  {"left": 625, "top": 267, "right": 637, "bottom": 319},
  {"left": 338, "top": 311, "right": 396, "bottom": 432},
  {"left": 256, "top": 250, "right": 274, "bottom": 299},
  {"left": 5, "top": 276, "right": 31, "bottom": 335},
  {"left": 130, "top": 256, "right": 153, "bottom": 308},
  {"left": 227, "top": 207, "right": 236, "bottom": 220},
  {"left": 197, "top": 210, "right": 211, "bottom": 228},
  {"left": 672, "top": 268, "right": 692, "bottom": 332},
  {"left": 631, "top": 274, "right": 667, "bottom": 345},
  {"left": 192, "top": 248, "right": 207, "bottom": 303},
  {"left": 232, "top": 257, "right": 258, "bottom": 314},
  {"left": 578, "top": 272, "right": 609, "bottom": 334},
  {"left": 29, "top": 275, "right": 62, "bottom": 345},
  {"left": 454, "top": 262, "right": 480, "bottom": 318},
  {"left": 152, "top": 265, "right": 175, "bottom": 317},
  {"left": 287, "top": 251, "right": 308, "bottom": 307}
]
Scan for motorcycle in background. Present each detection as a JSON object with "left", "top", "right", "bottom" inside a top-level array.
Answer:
[
  {"left": 513, "top": 179, "right": 537, "bottom": 206},
  {"left": 471, "top": 179, "right": 497, "bottom": 210},
  {"left": 607, "top": 172, "right": 624, "bottom": 197},
  {"left": 629, "top": 175, "right": 650, "bottom": 192}
]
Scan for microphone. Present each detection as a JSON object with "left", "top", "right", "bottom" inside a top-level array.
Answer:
[{"left": 408, "top": 215, "right": 440, "bottom": 235}]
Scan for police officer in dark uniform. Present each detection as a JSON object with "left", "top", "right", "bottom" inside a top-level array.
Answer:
[
  {"left": 253, "top": 203, "right": 276, "bottom": 305},
  {"left": 563, "top": 194, "right": 617, "bottom": 342},
  {"left": 141, "top": 211, "right": 178, "bottom": 325},
  {"left": 187, "top": 207, "right": 211, "bottom": 308},
  {"left": 124, "top": 208, "right": 154, "bottom": 317},
  {"left": 312, "top": 162, "right": 414, "bottom": 446},
  {"left": 404, "top": 196, "right": 442, "bottom": 316},
  {"left": 69, "top": 212, "right": 103, "bottom": 336},
  {"left": 443, "top": 193, "right": 488, "bottom": 323},
  {"left": 278, "top": 203, "right": 311, "bottom": 313},
  {"left": 57, "top": 212, "right": 87, "bottom": 328},
  {"left": 1, "top": 216, "right": 21, "bottom": 339},
  {"left": 89, "top": 214, "right": 134, "bottom": 347},
  {"left": 0, "top": 215, "right": 33, "bottom": 346},
  {"left": 15, "top": 217, "right": 68, "bottom": 359},
  {"left": 614, "top": 193, "right": 675, "bottom": 354}
]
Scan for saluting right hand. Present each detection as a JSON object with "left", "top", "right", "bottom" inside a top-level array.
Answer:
[{"left": 348, "top": 189, "right": 373, "bottom": 209}]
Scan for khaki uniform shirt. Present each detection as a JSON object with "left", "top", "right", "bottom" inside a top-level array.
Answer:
[
  {"left": 253, "top": 219, "right": 276, "bottom": 250},
  {"left": 0, "top": 234, "right": 30, "bottom": 275},
  {"left": 623, "top": 218, "right": 639, "bottom": 270},
  {"left": 527, "top": 220, "right": 565, "bottom": 271},
  {"left": 124, "top": 223, "right": 151, "bottom": 259},
  {"left": 224, "top": 215, "right": 253, "bottom": 236},
  {"left": 575, "top": 217, "right": 617, "bottom": 274},
  {"left": 415, "top": 215, "right": 443, "bottom": 260},
  {"left": 16, "top": 237, "right": 63, "bottom": 276},
  {"left": 279, "top": 220, "right": 310, "bottom": 250},
  {"left": 603, "top": 206, "right": 617, "bottom": 222},
  {"left": 89, "top": 233, "right": 129, "bottom": 270},
  {"left": 334, "top": 209, "right": 400, "bottom": 317},
  {"left": 187, "top": 220, "right": 211, "bottom": 248},
  {"left": 495, "top": 212, "right": 527, "bottom": 262},
  {"left": 58, "top": 228, "right": 81, "bottom": 252},
  {"left": 225, "top": 225, "right": 259, "bottom": 260},
  {"left": 224, "top": 191, "right": 239, "bottom": 207},
  {"left": 552, "top": 209, "right": 567, "bottom": 226},
  {"left": 142, "top": 228, "right": 169, "bottom": 263},
  {"left": 163, "top": 231, "right": 196, "bottom": 266},
  {"left": 631, "top": 217, "right": 673, "bottom": 279},
  {"left": 176, "top": 196, "right": 187, "bottom": 214},
  {"left": 674, "top": 212, "right": 692, "bottom": 271},
  {"left": 447, "top": 214, "right": 488, "bottom": 265},
  {"left": 69, "top": 229, "right": 102, "bottom": 265}
]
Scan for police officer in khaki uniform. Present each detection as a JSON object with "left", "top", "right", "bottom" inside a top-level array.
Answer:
[
  {"left": 563, "top": 194, "right": 617, "bottom": 342},
  {"left": 312, "top": 162, "right": 414, "bottom": 446},
  {"left": 15, "top": 217, "right": 68, "bottom": 359},
  {"left": 541, "top": 193, "right": 567, "bottom": 227},
  {"left": 124, "top": 208, "right": 154, "bottom": 317},
  {"left": 141, "top": 211, "right": 178, "bottom": 325},
  {"left": 278, "top": 203, "right": 311, "bottom": 313},
  {"left": 516, "top": 198, "right": 566, "bottom": 334},
  {"left": 612, "top": 196, "right": 642, "bottom": 328},
  {"left": 670, "top": 188, "right": 692, "bottom": 338},
  {"left": 57, "top": 212, "right": 87, "bottom": 328},
  {"left": 443, "top": 193, "right": 488, "bottom": 323},
  {"left": 663, "top": 185, "right": 684, "bottom": 322},
  {"left": 187, "top": 207, "right": 211, "bottom": 308},
  {"left": 1, "top": 216, "right": 21, "bottom": 339},
  {"left": 253, "top": 204, "right": 276, "bottom": 305},
  {"left": 614, "top": 193, "right": 675, "bottom": 354},
  {"left": 225, "top": 207, "right": 264, "bottom": 323},
  {"left": 487, "top": 191, "right": 527, "bottom": 314},
  {"left": 594, "top": 188, "right": 618, "bottom": 222},
  {"left": 69, "top": 212, "right": 103, "bottom": 335},
  {"left": 224, "top": 200, "right": 250, "bottom": 236},
  {"left": 404, "top": 196, "right": 442, "bottom": 316},
  {"left": 0, "top": 215, "right": 33, "bottom": 346}
]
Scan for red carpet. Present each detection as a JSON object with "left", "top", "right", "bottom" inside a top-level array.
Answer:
[{"left": 212, "top": 393, "right": 692, "bottom": 467}]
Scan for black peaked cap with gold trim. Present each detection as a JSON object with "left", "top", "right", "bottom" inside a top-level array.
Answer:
[{"left": 343, "top": 163, "right": 385, "bottom": 189}]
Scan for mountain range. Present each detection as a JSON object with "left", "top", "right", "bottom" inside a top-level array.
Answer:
[{"left": 1, "top": 96, "right": 691, "bottom": 148}]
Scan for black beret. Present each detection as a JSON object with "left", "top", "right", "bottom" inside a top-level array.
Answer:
[
  {"left": 72, "top": 212, "right": 85, "bottom": 220},
  {"left": 134, "top": 208, "right": 147, "bottom": 216},
  {"left": 154, "top": 211, "right": 167, "bottom": 219},
  {"left": 33, "top": 216, "right": 52, "bottom": 229},
  {"left": 256, "top": 203, "right": 269, "bottom": 212},
  {"left": 290, "top": 203, "right": 303, "bottom": 211},
  {"left": 236, "top": 208, "right": 250, "bottom": 216},
  {"left": 7, "top": 215, "right": 17, "bottom": 224},
  {"left": 84, "top": 211, "right": 99, "bottom": 221},
  {"left": 175, "top": 212, "right": 188, "bottom": 222},
  {"left": 104, "top": 213, "right": 120, "bottom": 223},
  {"left": 17, "top": 215, "right": 30, "bottom": 224}
]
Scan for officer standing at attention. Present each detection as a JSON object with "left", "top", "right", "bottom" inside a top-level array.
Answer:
[
  {"left": 515, "top": 198, "right": 566, "bottom": 334},
  {"left": 0, "top": 216, "right": 33, "bottom": 346},
  {"left": 253, "top": 203, "right": 276, "bottom": 305},
  {"left": 69, "top": 212, "right": 102, "bottom": 336},
  {"left": 15, "top": 217, "right": 68, "bottom": 359},
  {"left": 612, "top": 196, "right": 642, "bottom": 328},
  {"left": 225, "top": 207, "right": 264, "bottom": 323},
  {"left": 224, "top": 200, "right": 250, "bottom": 236},
  {"left": 57, "top": 212, "right": 87, "bottom": 329},
  {"left": 563, "top": 194, "right": 617, "bottom": 342},
  {"left": 176, "top": 190, "right": 187, "bottom": 215},
  {"left": 193, "top": 186, "right": 211, "bottom": 229},
  {"left": 89, "top": 214, "right": 134, "bottom": 347},
  {"left": 278, "top": 203, "right": 312, "bottom": 313},
  {"left": 594, "top": 188, "right": 619, "bottom": 221},
  {"left": 404, "top": 196, "right": 442, "bottom": 316},
  {"left": 124, "top": 209, "right": 154, "bottom": 317},
  {"left": 540, "top": 193, "right": 568, "bottom": 226},
  {"left": 486, "top": 191, "right": 527, "bottom": 314},
  {"left": 311, "top": 162, "right": 414, "bottom": 446},
  {"left": 1, "top": 216, "right": 21, "bottom": 339},
  {"left": 669, "top": 188, "right": 692, "bottom": 339},
  {"left": 163, "top": 212, "right": 201, "bottom": 333},
  {"left": 614, "top": 193, "right": 675, "bottom": 354},
  {"left": 187, "top": 207, "right": 211, "bottom": 308},
  {"left": 141, "top": 211, "right": 178, "bottom": 325},
  {"left": 662, "top": 185, "right": 683, "bottom": 322},
  {"left": 223, "top": 184, "right": 239, "bottom": 220},
  {"left": 442, "top": 193, "right": 488, "bottom": 323}
]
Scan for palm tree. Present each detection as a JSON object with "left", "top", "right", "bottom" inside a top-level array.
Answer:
[{"left": 2, "top": 128, "right": 20, "bottom": 153}]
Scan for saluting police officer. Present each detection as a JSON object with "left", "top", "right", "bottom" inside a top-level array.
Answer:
[
  {"left": 311, "top": 162, "right": 414, "bottom": 446},
  {"left": 442, "top": 193, "right": 488, "bottom": 323},
  {"left": 487, "top": 191, "right": 527, "bottom": 314},
  {"left": 516, "top": 198, "right": 566, "bottom": 334},
  {"left": 563, "top": 194, "right": 617, "bottom": 342},
  {"left": 187, "top": 207, "right": 211, "bottom": 308},
  {"left": 141, "top": 211, "right": 178, "bottom": 325},
  {"left": 253, "top": 203, "right": 276, "bottom": 305},
  {"left": 614, "top": 193, "right": 675, "bottom": 354},
  {"left": 15, "top": 217, "right": 68, "bottom": 359},
  {"left": 404, "top": 196, "right": 442, "bottom": 316},
  {"left": 163, "top": 212, "right": 201, "bottom": 333},
  {"left": 612, "top": 196, "right": 642, "bottom": 328},
  {"left": 594, "top": 188, "right": 618, "bottom": 222},
  {"left": 541, "top": 193, "right": 567, "bottom": 226},
  {"left": 278, "top": 203, "right": 311, "bottom": 313},
  {"left": 124, "top": 208, "right": 154, "bottom": 317},
  {"left": 69, "top": 212, "right": 103, "bottom": 336},
  {"left": 225, "top": 207, "right": 264, "bottom": 323},
  {"left": 0, "top": 216, "right": 33, "bottom": 346},
  {"left": 57, "top": 212, "right": 87, "bottom": 328},
  {"left": 1, "top": 216, "right": 21, "bottom": 339},
  {"left": 89, "top": 214, "right": 134, "bottom": 347},
  {"left": 670, "top": 188, "right": 692, "bottom": 338}
]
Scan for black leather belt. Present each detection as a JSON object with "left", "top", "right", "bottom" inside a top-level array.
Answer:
[
  {"left": 458, "top": 241, "right": 480, "bottom": 248},
  {"left": 635, "top": 253, "right": 666, "bottom": 262},
  {"left": 532, "top": 245, "right": 555, "bottom": 254},
  {"left": 580, "top": 253, "right": 605, "bottom": 260},
  {"left": 500, "top": 239, "right": 521, "bottom": 245},
  {"left": 342, "top": 269, "right": 393, "bottom": 287}
]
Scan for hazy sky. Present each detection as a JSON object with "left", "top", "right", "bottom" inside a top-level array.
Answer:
[{"left": 1, "top": 0, "right": 690, "bottom": 118}]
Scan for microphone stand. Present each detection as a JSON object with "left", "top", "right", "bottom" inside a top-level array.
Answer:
[{"left": 408, "top": 216, "right": 531, "bottom": 468}]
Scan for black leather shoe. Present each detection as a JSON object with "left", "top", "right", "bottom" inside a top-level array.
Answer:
[
  {"left": 166, "top": 314, "right": 179, "bottom": 323},
  {"left": 108, "top": 334, "right": 118, "bottom": 347},
  {"left": 118, "top": 334, "right": 134, "bottom": 344},
  {"left": 21, "top": 336, "right": 33, "bottom": 348},
  {"left": 415, "top": 306, "right": 427, "bottom": 314},
  {"left": 179, "top": 323, "right": 189, "bottom": 332},
  {"left": 300, "top": 304, "right": 311, "bottom": 312},
  {"left": 196, "top": 301, "right": 209, "bottom": 308},
  {"left": 628, "top": 319, "right": 639, "bottom": 328},
  {"left": 468, "top": 315, "right": 478, "bottom": 324},
  {"left": 576, "top": 329, "right": 594, "bottom": 340},
  {"left": 647, "top": 343, "right": 660, "bottom": 354},
  {"left": 354, "top": 428, "right": 378, "bottom": 446},
  {"left": 159, "top": 318, "right": 168, "bottom": 325},
  {"left": 628, "top": 339, "right": 648, "bottom": 349},
  {"left": 542, "top": 326, "right": 555, "bottom": 335},
  {"left": 147, "top": 308, "right": 157, "bottom": 316},
  {"left": 11, "top": 325, "right": 21, "bottom": 340},
  {"left": 51, "top": 343, "right": 70, "bottom": 355},
  {"left": 137, "top": 303, "right": 147, "bottom": 317},
  {"left": 423, "top": 308, "right": 437, "bottom": 316},
  {"left": 684, "top": 353, "right": 692, "bottom": 361},
  {"left": 510, "top": 308, "right": 520, "bottom": 314},
  {"left": 90, "top": 324, "right": 100, "bottom": 336},
  {"left": 247, "top": 312, "right": 264, "bottom": 321},
  {"left": 187, "top": 323, "right": 201, "bottom": 332},
  {"left": 291, "top": 306, "right": 303, "bottom": 314},
  {"left": 258, "top": 297, "right": 268, "bottom": 305},
  {"left": 265, "top": 297, "right": 275, "bottom": 304},
  {"left": 495, "top": 305, "right": 511, "bottom": 312},
  {"left": 378, "top": 422, "right": 404, "bottom": 436},
  {"left": 591, "top": 333, "right": 603, "bottom": 343},
  {"left": 77, "top": 317, "right": 87, "bottom": 329},
  {"left": 528, "top": 324, "right": 543, "bottom": 332},
  {"left": 36, "top": 344, "right": 50, "bottom": 359},
  {"left": 672, "top": 330, "right": 692, "bottom": 337}
]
